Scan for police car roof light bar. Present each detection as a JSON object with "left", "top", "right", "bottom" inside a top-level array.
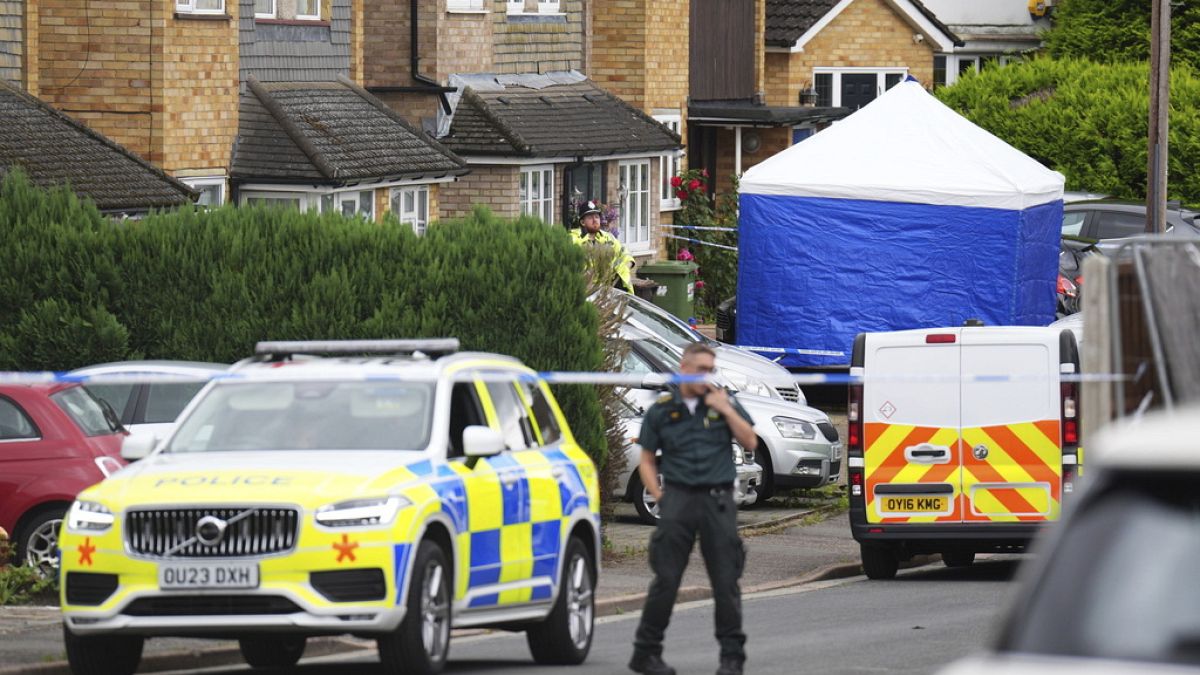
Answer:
[{"left": 254, "top": 339, "right": 461, "bottom": 361}]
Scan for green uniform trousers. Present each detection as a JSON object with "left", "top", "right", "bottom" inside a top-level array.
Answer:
[{"left": 634, "top": 481, "right": 747, "bottom": 662}]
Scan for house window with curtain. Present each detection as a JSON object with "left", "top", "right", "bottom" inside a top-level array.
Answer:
[
  {"left": 254, "top": 0, "right": 275, "bottom": 18},
  {"left": 175, "top": 0, "right": 223, "bottom": 14},
  {"left": 619, "top": 160, "right": 651, "bottom": 253},
  {"left": 391, "top": 186, "right": 430, "bottom": 235},
  {"left": 520, "top": 166, "right": 555, "bottom": 225},
  {"left": 654, "top": 112, "right": 682, "bottom": 210},
  {"left": 319, "top": 190, "right": 374, "bottom": 220},
  {"left": 447, "top": 0, "right": 485, "bottom": 11},
  {"left": 296, "top": 0, "right": 320, "bottom": 19}
]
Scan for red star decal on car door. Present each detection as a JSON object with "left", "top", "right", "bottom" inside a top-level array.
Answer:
[
  {"left": 77, "top": 538, "right": 96, "bottom": 567},
  {"left": 332, "top": 534, "right": 359, "bottom": 563}
]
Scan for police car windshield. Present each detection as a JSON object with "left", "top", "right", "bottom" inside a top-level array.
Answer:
[{"left": 164, "top": 380, "right": 435, "bottom": 453}]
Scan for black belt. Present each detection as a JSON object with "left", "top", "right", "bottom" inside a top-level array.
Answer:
[{"left": 664, "top": 481, "right": 734, "bottom": 493}]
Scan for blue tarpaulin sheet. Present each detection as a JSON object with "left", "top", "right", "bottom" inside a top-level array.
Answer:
[{"left": 736, "top": 194, "right": 1062, "bottom": 367}]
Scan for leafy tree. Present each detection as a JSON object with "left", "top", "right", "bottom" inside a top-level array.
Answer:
[
  {"left": 1043, "top": 0, "right": 1200, "bottom": 68},
  {"left": 936, "top": 57, "right": 1200, "bottom": 203}
]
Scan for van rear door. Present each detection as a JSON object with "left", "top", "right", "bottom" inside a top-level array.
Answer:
[
  {"left": 862, "top": 329, "right": 962, "bottom": 525},
  {"left": 960, "top": 328, "right": 1062, "bottom": 524}
]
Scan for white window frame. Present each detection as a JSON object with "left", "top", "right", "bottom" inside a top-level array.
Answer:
[
  {"left": 447, "top": 0, "right": 486, "bottom": 12},
  {"left": 812, "top": 67, "right": 909, "bottom": 108},
  {"left": 181, "top": 176, "right": 226, "bottom": 207},
  {"left": 175, "top": 0, "right": 224, "bottom": 14},
  {"left": 317, "top": 188, "right": 375, "bottom": 220},
  {"left": 295, "top": 0, "right": 320, "bottom": 20},
  {"left": 391, "top": 186, "right": 431, "bottom": 235},
  {"left": 254, "top": 0, "right": 276, "bottom": 19},
  {"left": 519, "top": 165, "right": 555, "bottom": 225},
  {"left": 618, "top": 160, "right": 652, "bottom": 254},
  {"left": 654, "top": 112, "right": 682, "bottom": 211},
  {"left": 507, "top": 0, "right": 560, "bottom": 14},
  {"left": 241, "top": 190, "right": 305, "bottom": 210}
]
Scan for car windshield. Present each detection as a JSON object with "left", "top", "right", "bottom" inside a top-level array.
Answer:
[
  {"left": 164, "top": 380, "right": 435, "bottom": 453},
  {"left": 1004, "top": 474, "right": 1200, "bottom": 666},
  {"left": 626, "top": 298, "right": 709, "bottom": 349},
  {"left": 52, "top": 386, "right": 123, "bottom": 436}
]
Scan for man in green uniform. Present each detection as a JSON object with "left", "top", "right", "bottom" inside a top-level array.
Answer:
[
  {"left": 629, "top": 343, "right": 758, "bottom": 675},
  {"left": 570, "top": 200, "right": 635, "bottom": 293}
]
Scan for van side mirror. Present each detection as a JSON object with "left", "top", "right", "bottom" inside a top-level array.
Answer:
[
  {"left": 121, "top": 433, "right": 157, "bottom": 461},
  {"left": 463, "top": 425, "right": 505, "bottom": 458}
]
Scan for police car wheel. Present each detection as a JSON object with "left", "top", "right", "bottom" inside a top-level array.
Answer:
[
  {"left": 631, "top": 474, "right": 662, "bottom": 525},
  {"left": 63, "top": 623, "right": 143, "bottom": 675},
  {"left": 526, "top": 537, "right": 595, "bottom": 665},
  {"left": 860, "top": 544, "right": 899, "bottom": 580},
  {"left": 942, "top": 551, "right": 976, "bottom": 568},
  {"left": 238, "top": 635, "right": 306, "bottom": 669},
  {"left": 379, "top": 540, "right": 451, "bottom": 675}
]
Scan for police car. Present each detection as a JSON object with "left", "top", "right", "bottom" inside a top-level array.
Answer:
[
  {"left": 57, "top": 340, "right": 601, "bottom": 675},
  {"left": 848, "top": 324, "right": 1081, "bottom": 579}
]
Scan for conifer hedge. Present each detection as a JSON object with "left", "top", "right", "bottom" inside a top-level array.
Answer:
[
  {"left": 935, "top": 57, "right": 1200, "bottom": 204},
  {"left": 0, "top": 172, "right": 607, "bottom": 465}
]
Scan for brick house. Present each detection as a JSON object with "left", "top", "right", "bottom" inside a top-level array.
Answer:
[
  {"left": 3, "top": 0, "right": 462, "bottom": 225},
  {"left": 361, "top": 0, "right": 683, "bottom": 262}
]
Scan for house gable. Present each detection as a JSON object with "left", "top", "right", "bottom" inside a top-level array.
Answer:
[{"left": 767, "top": 0, "right": 959, "bottom": 53}]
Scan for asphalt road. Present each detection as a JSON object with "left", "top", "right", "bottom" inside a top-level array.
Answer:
[{"left": 158, "top": 557, "right": 1019, "bottom": 675}]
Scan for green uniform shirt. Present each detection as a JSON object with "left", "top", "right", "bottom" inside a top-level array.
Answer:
[{"left": 638, "top": 390, "right": 755, "bottom": 487}]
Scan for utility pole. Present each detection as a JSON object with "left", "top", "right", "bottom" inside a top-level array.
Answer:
[{"left": 1146, "top": 0, "right": 1171, "bottom": 234}]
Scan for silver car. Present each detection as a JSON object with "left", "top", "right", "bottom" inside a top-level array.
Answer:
[
  {"left": 71, "top": 361, "right": 227, "bottom": 441},
  {"left": 616, "top": 326, "right": 840, "bottom": 506}
]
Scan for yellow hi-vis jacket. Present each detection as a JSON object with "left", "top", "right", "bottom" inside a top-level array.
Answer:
[{"left": 570, "top": 228, "right": 635, "bottom": 293}]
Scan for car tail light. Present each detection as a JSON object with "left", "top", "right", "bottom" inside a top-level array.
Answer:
[{"left": 1057, "top": 274, "right": 1078, "bottom": 297}]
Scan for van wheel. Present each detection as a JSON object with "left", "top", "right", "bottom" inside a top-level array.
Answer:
[
  {"left": 378, "top": 540, "right": 451, "bottom": 675},
  {"left": 942, "top": 551, "right": 976, "bottom": 568},
  {"left": 630, "top": 474, "right": 662, "bottom": 525},
  {"left": 63, "top": 623, "right": 143, "bottom": 675},
  {"left": 526, "top": 537, "right": 595, "bottom": 665},
  {"left": 860, "top": 544, "right": 898, "bottom": 580},
  {"left": 239, "top": 635, "right": 306, "bottom": 668}
]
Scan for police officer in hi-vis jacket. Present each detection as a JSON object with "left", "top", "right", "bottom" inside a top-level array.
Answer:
[{"left": 629, "top": 342, "right": 758, "bottom": 675}]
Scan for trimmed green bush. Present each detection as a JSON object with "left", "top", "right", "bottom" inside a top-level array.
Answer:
[
  {"left": 1043, "top": 0, "right": 1200, "bottom": 68},
  {"left": 936, "top": 57, "right": 1200, "bottom": 204},
  {"left": 0, "top": 171, "right": 607, "bottom": 466}
]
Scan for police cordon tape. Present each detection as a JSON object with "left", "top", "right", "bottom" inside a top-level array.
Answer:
[
  {"left": 662, "top": 234, "right": 739, "bottom": 252},
  {"left": 665, "top": 224, "right": 739, "bottom": 233},
  {"left": 0, "top": 370, "right": 1130, "bottom": 386}
]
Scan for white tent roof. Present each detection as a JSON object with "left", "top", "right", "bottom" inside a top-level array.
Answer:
[{"left": 740, "top": 80, "right": 1064, "bottom": 211}]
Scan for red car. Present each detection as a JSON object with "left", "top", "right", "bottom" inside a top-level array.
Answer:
[{"left": 0, "top": 384, "right": 126, "bottom": 574}]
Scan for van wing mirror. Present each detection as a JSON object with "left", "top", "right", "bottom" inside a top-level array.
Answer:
[
  {"left": 463, "top": 425, "right": 505, "bottom": 458},
  {"left": 121, "top": 432, "right": 157, "bottom": 461}
]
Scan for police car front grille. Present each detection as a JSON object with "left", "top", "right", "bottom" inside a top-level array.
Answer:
[
  {"left": 776, "top": 386, "right": 801, "bottom": 403},
  {"left": 126, "top": 507, "right": 299, "bottom": 558}
]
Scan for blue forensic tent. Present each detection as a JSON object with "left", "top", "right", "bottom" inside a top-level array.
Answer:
[{"left": 737, "top": 80, "right": 1065, "bottom": 367}]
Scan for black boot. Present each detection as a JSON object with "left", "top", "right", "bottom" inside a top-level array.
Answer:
[
  {"left": 629, "top": 651, "right": 677, "bottom": 675},
  {"left": 717, "top": 656, "right": 744, "bottom": 675}
]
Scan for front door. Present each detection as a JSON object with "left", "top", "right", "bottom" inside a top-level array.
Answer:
[{"left": 841, "top": 73, "right": 878, "bottom": 110}]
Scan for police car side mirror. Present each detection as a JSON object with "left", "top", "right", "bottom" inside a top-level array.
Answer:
[
  {"left": 121, "top": 433, "right": 157, "bottom": 461},
  {"left": 464, "top": 425, "right": 505, "bottom": 458}
]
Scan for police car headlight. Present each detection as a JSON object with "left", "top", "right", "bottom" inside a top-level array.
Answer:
[
  {"left": 773, "top": 416, "right": 817, "bottom": 440},
  {"left": 315, "top": 497, "right": 408, "bottom": 528},
  {"left": 67, "top": 501, "right": 114, "bottom": 533}
]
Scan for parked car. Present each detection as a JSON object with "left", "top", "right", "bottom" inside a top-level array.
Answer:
[
  {"left": 58, "top": 339, "right": 600, "bottom": 675},
  {"left": 71, "top": 361, "right": 227, "bottom": 440},
  {"left": 621, "top": 292, "right": 806, "bottom": 405},
  {"left": 619, "top": 325, "right": 840, "bottom": 501},
  {"left": 610, "top": 334, "right": 762, "bottom": 524},
  {"left": 0, "top": 384, "right": 126, "bottom": 574},
  {"left": 1063, "top": 200, "right": 1200, "bottom": 241},
  {"left": 938, "top": 407, "right": 1200, "bottom": 674}
]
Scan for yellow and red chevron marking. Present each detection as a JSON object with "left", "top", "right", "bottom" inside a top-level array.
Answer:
[
  {"left": 864, "top": 423, "right": 963, "bottom": 524},
  {"left": 961, "top": 421, "right": 1061, "bottom": 523}
]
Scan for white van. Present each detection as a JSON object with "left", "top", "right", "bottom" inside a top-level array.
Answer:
[{"left": 846, "top": 324, "right": 1081, "bottom": 579}]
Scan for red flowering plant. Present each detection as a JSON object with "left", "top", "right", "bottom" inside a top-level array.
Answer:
[{"left": 668, "top": 168, "right": 738, "bottom": 322}]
